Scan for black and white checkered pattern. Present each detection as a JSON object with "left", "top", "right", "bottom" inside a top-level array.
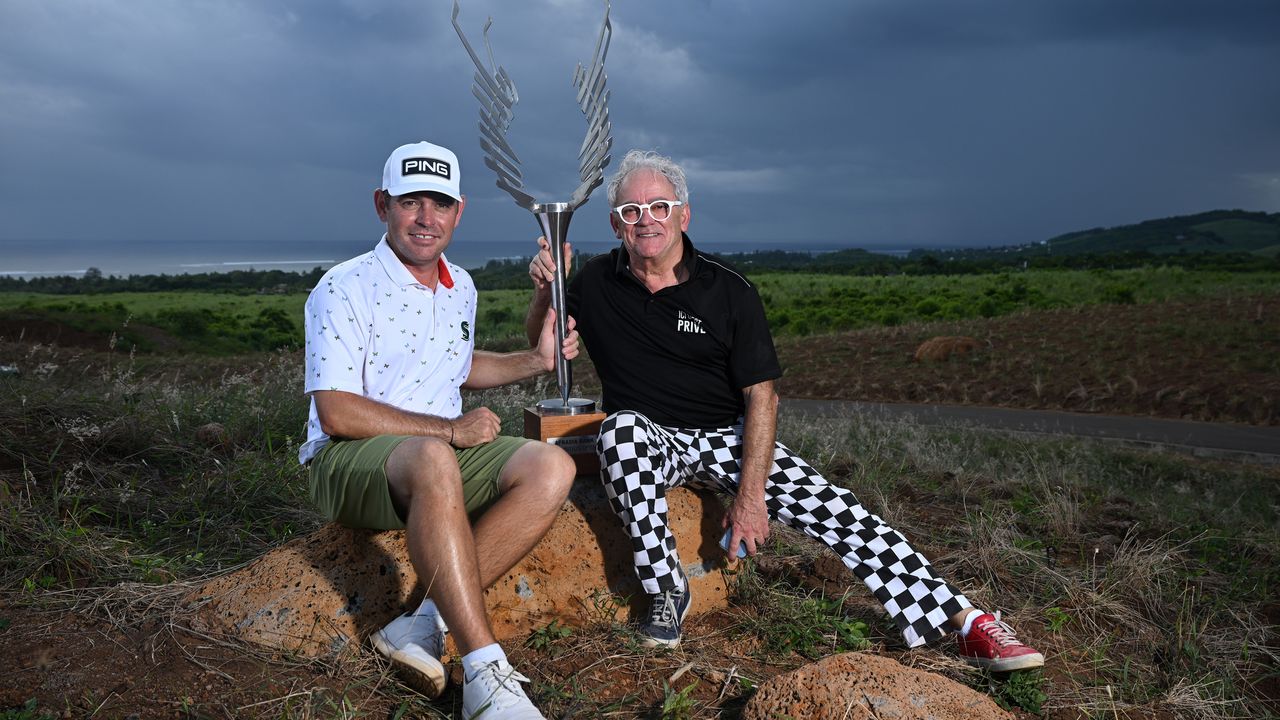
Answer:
[{"left": 597, "top": 410, "right": 970, "bottom": 648}]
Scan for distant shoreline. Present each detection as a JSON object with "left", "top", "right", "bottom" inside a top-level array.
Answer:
[{"left": 1, "top": 241, "right": 912, "bottom": 279}]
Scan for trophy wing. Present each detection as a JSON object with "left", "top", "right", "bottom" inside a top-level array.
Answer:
[
  {"left": 452, "top": 2, "right": 537, "bottom": 210},
  {"left": 568, "top": 1, "right": 614, "bottom": 210}
]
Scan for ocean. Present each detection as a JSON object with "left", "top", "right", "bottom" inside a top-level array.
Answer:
[{"left": 2, "top": 238, "right": 903, "bottom": 279}]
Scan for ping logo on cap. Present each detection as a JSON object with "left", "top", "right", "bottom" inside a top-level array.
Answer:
[{"left": 402, "top": 157, "right": 451, "bottom": 179}]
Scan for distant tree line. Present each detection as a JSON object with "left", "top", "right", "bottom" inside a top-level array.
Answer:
[
  {"left": 469, "top": 248, "right": 1279, "bottom": 290},
  {"left": 2, "top": 249, "right": 1275, "bottom": 296},
  {"left": 0, "top": 266, "right": 331, "bottom": 294}
]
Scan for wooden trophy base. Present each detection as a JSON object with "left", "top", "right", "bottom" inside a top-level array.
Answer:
[{"left": 523, "top": 402, "right": 606, "bottom": 476}]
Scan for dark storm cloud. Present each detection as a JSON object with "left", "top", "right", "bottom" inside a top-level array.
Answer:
[{"left": 1, "top": 0, "right": 1277, "bottom": 257}]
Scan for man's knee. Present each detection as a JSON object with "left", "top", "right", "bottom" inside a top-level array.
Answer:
[
  {"left": 503, "top": 441, "right": 576, "bottom": 500},
  {"left": 598, "top": 410, "right": 653, "bottom": 453},
  {"left": 535, "top": 443, "right": 577, "bottom": 495},
  {"left": 388, "top": 437, "right": 461, "bottom": 502}
]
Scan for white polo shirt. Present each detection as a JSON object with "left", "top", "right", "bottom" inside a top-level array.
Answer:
[{"left": 298, "top": 236, "right": 476, "bottom": 464}]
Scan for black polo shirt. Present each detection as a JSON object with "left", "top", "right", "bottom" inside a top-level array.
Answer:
[{"left": 566, "top": 233, "right": 782, "bottom": 429}]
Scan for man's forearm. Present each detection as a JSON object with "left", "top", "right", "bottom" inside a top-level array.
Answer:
[
  {"left": 313, "top": 390, "right": 451, "bottom": 441},
  {"left": 464, "top": 349, "right": 546, "bottom": 390},
  {"left": 739, "top": 380, "right": 779, "bottom": 503},
  {"left": 524, "top": 288, "right": 552, "bottom": 346}
]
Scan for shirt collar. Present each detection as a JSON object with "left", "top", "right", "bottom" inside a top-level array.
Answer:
[{"left": 374, "top": 235, "right": 455, "bottom": 290}]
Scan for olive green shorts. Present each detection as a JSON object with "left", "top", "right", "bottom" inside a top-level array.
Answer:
[{"left": 308, "top": 435, "right": 533, "bottom": 530}]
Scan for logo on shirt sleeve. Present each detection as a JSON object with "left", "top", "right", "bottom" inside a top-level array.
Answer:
[
  {"left": 461, "top": 320, "right": 471, "bottom": 341},
  {"left": 676, "top": 310, "right": 706, "bottom": 335}
]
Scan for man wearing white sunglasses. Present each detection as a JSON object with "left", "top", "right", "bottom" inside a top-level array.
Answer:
[{"left": 526, "top": 149, "right": 1043, "bottom": 672}]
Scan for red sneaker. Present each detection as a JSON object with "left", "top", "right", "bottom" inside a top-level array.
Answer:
[{"left": 957, "top": 611, "right": 1045, "bottom": 671}]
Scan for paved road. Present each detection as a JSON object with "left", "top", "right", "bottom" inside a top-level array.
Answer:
[{"left": 779, "top": 399, "right": 1280, "bottom": 465}]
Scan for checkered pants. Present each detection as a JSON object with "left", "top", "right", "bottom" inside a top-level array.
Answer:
[{"left": 597, "top": 410, "right": 970, "bottom": 648}]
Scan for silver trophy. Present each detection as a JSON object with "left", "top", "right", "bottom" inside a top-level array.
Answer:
[{"left": 453, "top": 1, "right": 612, "bottom": 415}]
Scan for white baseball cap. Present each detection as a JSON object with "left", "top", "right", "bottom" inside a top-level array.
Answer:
[{"left": 381, "top": 141, "right": 462, "bottom": 200}]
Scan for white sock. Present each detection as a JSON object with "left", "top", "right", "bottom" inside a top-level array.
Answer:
[
  {"left": 462, "top": 643, "right": 507, "bottom": 680},
  {"left": 413, "top": 597, "right": 449, "bottom": 633},
  {"left": 959, "top": 608, "right": 986, "bottom": 636}
]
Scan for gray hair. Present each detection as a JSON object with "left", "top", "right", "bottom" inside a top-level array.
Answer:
[{"left": 605, "top": 149, "right": 689, "bottom": 206}]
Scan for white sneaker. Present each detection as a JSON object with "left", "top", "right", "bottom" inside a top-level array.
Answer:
[
  {"left": 462, "top": 659, "right": 544, "bottom": 719},
  {"left": 371, "top": 612, "right": 447, "bottom": 697}
]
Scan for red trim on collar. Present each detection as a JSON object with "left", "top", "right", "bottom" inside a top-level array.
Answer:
[{"left": 437, "top": 258, "right": 454, "bottom": 289}]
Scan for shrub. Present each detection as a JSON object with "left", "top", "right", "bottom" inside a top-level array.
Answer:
[{"left": 915, "top": 298, "right": 942, "bottom": 317}]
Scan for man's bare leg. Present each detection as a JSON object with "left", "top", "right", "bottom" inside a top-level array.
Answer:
[
  {"left": 950, "top": 608, "right": 978, "bottom": 629},
  {"left": 386, "top": 438, "right": 575, "bottom": 654},
  {"left": 470, "top": 442, "right": 576, "bottom": 582},
  {"left": 386, "top": 437, "right": 495, "bottom": 653}
]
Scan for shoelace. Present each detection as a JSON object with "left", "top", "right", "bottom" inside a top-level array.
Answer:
[
  {"left": 647, "top": 590, "right": 680, "bottom": 629},
  {"left": 471, "top": 661, "right": 532, "bottom": 710},
  {"left": 398, "top": 613, "right": 446, "bottom": 656},
  {"left": 416, "top": 629, "right": 446, "bottom": 657},
  {"left": 975, "top": 611, "right": 1025, "bottom": 648}
]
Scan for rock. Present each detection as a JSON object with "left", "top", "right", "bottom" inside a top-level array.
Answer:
[
  {"left": 913, "top": 336, "right": 981, "bottom": 363},
  {"left": 184, "top": 481, "right": 732, "bottom": 657},
  {"left": 811, "top": 554, "right": 854, "bottom": 583},
  {"left": 742, "top": 652, "right": 1013, "bottom": 720},
  {"left": 193, "top": 423, "right": 230, "bottom": 451}
]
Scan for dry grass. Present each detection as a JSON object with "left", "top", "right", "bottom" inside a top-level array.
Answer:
[{"left": 1, "top": 334, "right": 1277, "bottom": 718}]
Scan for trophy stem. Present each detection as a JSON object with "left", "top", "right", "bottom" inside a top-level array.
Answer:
[{"left": 533, "top": 203, "right": 574, "bottom": 406}]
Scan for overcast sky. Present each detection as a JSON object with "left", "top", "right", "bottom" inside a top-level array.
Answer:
[{"left": 2, "top": 0, "right": 1278, "bottom": 257}]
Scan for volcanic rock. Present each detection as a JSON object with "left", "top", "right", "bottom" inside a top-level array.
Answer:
[
  {"left": 742, "top": 652, "right": 1013, "bottom": 720},
  {"left": 185, "top": 481, "right": 732, "bottom": 656},
  {"left": 913, "top": 336, "right": 981, "bottom": 362}
]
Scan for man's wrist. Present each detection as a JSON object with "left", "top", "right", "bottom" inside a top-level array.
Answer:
[
  {"left": 531, "top": 348, "right": 551, "bottom": 374},
  {"left": 738, "top": 483, "right": 767, "bottom": 506}
]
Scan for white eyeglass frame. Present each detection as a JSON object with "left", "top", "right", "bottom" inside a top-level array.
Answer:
[{"left": 612, "top": 199, "right": 685, "bottom": 224}]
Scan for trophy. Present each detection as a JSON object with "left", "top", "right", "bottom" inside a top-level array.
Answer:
[{"left": 453, "top": 0, "right": 612, "bottom": 472}]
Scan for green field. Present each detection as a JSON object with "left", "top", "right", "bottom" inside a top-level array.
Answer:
[
  {"left": 753, "top": 267, "right": 1280, "bottom": 335},
  {"left": 6, "top": 266, "right": 1277, "bottom": 354}
]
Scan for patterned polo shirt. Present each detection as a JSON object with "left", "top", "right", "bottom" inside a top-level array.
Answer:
[{"left": 298, "top": 236, "right": 476, "bottom": 464}]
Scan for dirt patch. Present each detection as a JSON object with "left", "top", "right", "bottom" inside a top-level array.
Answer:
[
  {"left": 0, "top": 311, "right": 185, "bottom": 354},
  {"left": 775, "top": 295, "right": 1280, "bottom": 425},
  {"left": 0, "top": 599, "right": 401, "bottom": 719},
  {"left": 0, "top": 313, "right": 117, "bottom": 352}
]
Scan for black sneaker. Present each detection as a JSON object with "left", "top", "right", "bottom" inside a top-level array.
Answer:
[{"left": 638, "top": 571, "right": 692, "bottom": 648}]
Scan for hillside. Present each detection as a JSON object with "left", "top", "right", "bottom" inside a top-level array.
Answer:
[
  {"left": 917, "top": 209, "right": 1280, "bottom": 263},
  {"left": 1046, "top": 209, "right": 1280, "bottom": 256}
]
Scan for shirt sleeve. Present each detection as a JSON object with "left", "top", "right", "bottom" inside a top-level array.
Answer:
[
  {"left": 727, "top": 281, "right": 782, "bottom": 390},
  {"left": 304, "top": 277, "right": 369, "bottom": 396}
]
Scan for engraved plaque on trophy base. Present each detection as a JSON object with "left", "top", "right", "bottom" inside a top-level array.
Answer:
[{"left": 523, "top": 399, "right": 605, "bottom": 476}]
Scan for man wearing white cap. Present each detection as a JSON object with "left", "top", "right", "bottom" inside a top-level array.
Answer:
[{"left": 299, "top": 141, "right": 573, "bottom": 718}]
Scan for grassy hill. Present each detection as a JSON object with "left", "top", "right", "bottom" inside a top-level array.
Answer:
[
  {"left": 1046, "top": 209, "right": 1280, "bottom": 257},
  {"left": 910, "top": 209, "right": 1280, "bottom": 263}
]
